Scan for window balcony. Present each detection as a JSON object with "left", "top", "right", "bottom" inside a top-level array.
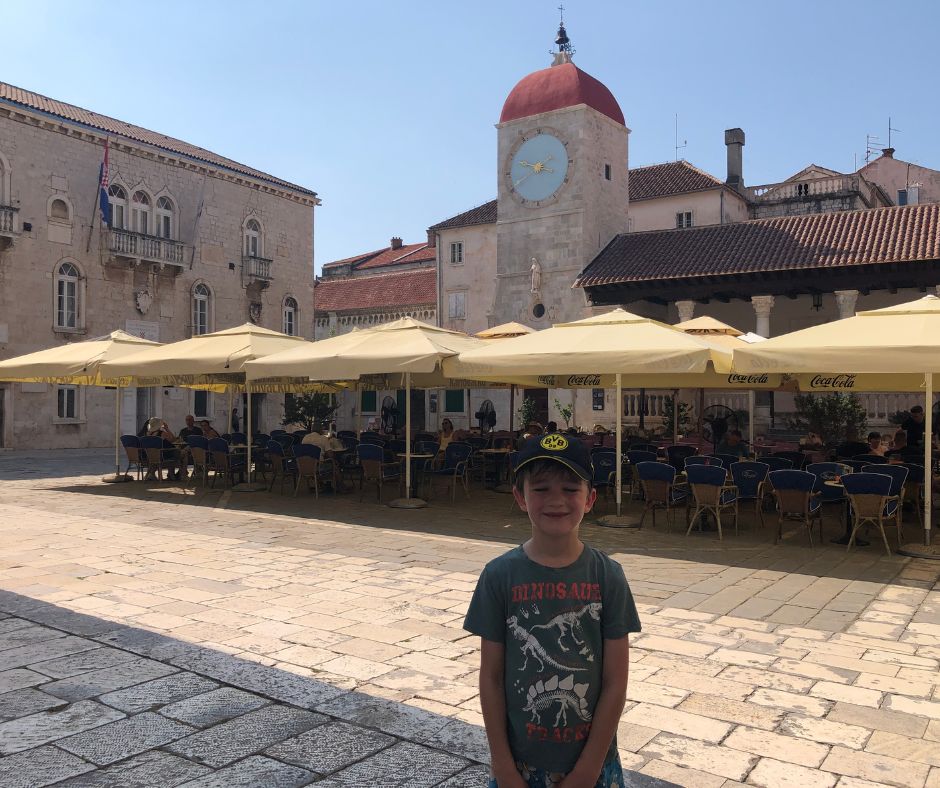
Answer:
[
  {"left": 243, "top": 254, "right": 273, "bottom": 288},
  {"left": 0, "top": 205, "right": 19, "bottom": 249},
  {"left": 108, "top": 228, "right": 187, "bottom": 271}
]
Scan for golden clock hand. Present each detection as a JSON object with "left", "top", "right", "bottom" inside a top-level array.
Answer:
[{"left": 518, "top": 160, "right": 534, "bottom": 169}]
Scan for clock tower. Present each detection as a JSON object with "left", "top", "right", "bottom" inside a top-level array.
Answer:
[{"left": 494, "top": 22, "right": 629, "bottom": 326}]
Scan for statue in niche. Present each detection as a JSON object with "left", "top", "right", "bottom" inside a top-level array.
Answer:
[
  {"left": 529, "top": 257, "right": 541, "bottom": 295},
  {"left": 248, "top": 302, "right": 262, "bottom": 324}
]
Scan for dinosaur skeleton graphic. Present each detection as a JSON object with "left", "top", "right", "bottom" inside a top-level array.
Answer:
[
  {"left": 523, "top": 674, "right": 592, "bottom": 728},
  {"left": 507, "top": 615, "right": 585, "bottom": 673},
  {"left": 530, "top": 603, "right": 602, "bottom": 654}
]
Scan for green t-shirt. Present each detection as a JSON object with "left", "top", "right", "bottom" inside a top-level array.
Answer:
[{"left": 464, "top": 544, "right": 641, "bottom": 774}]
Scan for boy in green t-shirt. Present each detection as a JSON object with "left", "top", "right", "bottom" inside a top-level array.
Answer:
[{"left": 465, "top": 434, "right": 641, "bottom": 788}]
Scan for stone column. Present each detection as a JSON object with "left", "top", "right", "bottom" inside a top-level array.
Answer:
[
  {"left": 750, "top": 295, "right": 775, "bottom": 432},
  {"left": 675, "top": 300, "right": 695, "bottom": 323},
  {"left": 751, "top": 295, "right": 775, "bottom": 338},
  {"left": 834, "top": 290, "right": 859, "bottom": 320}
]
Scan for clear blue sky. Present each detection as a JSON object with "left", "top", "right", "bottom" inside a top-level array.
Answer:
[{"left": 5, "top": 0, "right": 937, "bottom": 271}]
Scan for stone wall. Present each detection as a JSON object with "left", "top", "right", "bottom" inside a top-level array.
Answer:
[{"left": 0, "top": 109, "right": 315, "bottom": 449}]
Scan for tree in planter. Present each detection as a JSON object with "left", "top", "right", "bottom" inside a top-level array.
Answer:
[
  {"left": 661, "top": 395, "right": 692, "bottom": 439},
  {"left": 786, "top": 392, "right": 867, "bottom": 448},
  {"left": 283, "top": 393, "right": 339, "bottom": 432},
  {"left": 517, "top": 397, "right": 538, "bottom": 431},
  {"left": 553, "top": 398, "right": 574, "bottom": 430}
]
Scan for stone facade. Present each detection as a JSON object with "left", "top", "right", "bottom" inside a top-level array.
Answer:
[{"left": 0, "top": 98, "right": 316, "bottom": 449}]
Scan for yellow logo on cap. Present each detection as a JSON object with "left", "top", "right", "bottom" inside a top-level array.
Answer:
[{"left": 540, "top": 434, "right": 568, "bottom": 451}]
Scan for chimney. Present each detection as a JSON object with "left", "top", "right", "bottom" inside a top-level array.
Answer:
[
  {"left": 426, "top": 229, "right": 436, "bottom": 248},
  {"left": 881, "top": 147, "right": 895, "bottom": 159},
  {"left": 724, "top": 128, "right": 746, "bottom": 188},
  {"left": 390, "top": 236, "right": 403, "bottom": 250}
]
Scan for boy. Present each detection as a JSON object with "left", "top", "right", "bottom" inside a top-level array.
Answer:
[{"left": 465, "top": 434, "right": 641, "bottom": 788}]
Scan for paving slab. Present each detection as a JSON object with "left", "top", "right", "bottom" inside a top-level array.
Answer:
[
  {"left": 57, "top": 711, "right": 195, "bottom": 765},
  {"left": 0, "top": 699, "right": 125, "bottom": 755},
  {"left": 0, "top": 745, "right": 96, "bottom": 787},
  {"left": 265, "top": 719, "right": 395, "bottom": 774}
]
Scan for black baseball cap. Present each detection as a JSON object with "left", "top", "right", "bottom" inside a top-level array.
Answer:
[{"left": 515, "top": 433, "right": 594, "bottom": 482}]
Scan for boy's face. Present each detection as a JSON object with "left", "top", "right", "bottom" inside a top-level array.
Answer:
[{"left": 514, "top": 468, "right": 596, "bottom": 539}]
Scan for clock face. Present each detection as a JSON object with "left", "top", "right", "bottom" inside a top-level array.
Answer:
[{"left": 507, "top": 132, "right": 570, "bottom": 204}]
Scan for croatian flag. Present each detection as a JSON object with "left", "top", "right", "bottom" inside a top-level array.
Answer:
[{"left": 98, "top": 139, "right": 111, "bottom": 227}]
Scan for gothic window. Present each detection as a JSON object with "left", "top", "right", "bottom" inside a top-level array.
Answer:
[
  {"left": 155, "top": 196, "right": 174, "bottom": 239},
  {"left": 131, "top": 190, "right": 151, "bottom": 234},
  {"left": 108, "top": 185, "right": 127, "bottom": 229},
  {"left": 244, "top": 218, "right": 262, "bottom": 257},
  {"left": 283, "top": 296, "right": 298, "bottom": 336},
  {"left": 55, "top": 262, "right": 80, "bottom": 329},
  {"left": 192, "top": 283, "right": 211, "bottom": 336}
]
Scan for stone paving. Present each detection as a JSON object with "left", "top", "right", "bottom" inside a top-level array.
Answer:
[{"left": 1, "top": 449, "right": 940, "bottom": 786}]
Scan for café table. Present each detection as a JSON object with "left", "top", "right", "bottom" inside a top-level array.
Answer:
[
  {"left": 397, "top": 453, "right": 435, "bottom": 497},
  {"left": 479, "top": 447, "right": 511, "bottom": 491}
]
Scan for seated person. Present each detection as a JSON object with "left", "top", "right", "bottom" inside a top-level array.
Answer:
[
  {"left": 545, "top": 421, "right": 558, "bottom": 434},
  {"left": 866, "top": 431, "right": 886, "bottom": 456},
  {"left": 716, "top": 429, "right": 748, "bottom": 458},
  {"left": 438, "top": 418, "right": 455, "bottom": 452},
  {"left": 902, "top": 405, "right": 926, "bottom": 448},
  {"left": 800, "top": 431, "right": 824, "bottom": 451},
  {"left": 200, "top": 420, "right": 220, "bottom": 440},
  {"left": 302, "top": 427, "right": 343, "bottom": 455},
  {"left": 179, "top": 415, "right": 203, "bottom": 442},
  {"left": 885, "top": 430, "right": 908, "bottom": 458},
  {"left": 145, "top": 419, "right": 181, "bottom": 479}
]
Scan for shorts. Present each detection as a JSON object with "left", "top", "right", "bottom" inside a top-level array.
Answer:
[{"left": 487, "top": 754, "right": 624, "bottom": 788}]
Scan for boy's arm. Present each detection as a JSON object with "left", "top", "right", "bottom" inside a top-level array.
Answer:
[
  {"left": 560, "top": 635, "right": 630, "bottom": 788},
  {"left": 479, "top": 638, "right": 527, "bottom": 788}
]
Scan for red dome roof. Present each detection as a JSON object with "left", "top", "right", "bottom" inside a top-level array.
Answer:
[{"left": 500, "top": 62, "right": 625, "bottom": 126}]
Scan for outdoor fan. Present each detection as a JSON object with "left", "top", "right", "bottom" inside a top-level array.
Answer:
[
  {"left": 475, "top": 399, "right": 497, "bottom": 433},
  {"left": 702, "top": 404, "right": 738, "bottom": 451}
]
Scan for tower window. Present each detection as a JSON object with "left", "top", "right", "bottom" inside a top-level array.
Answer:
[
  {"left": 604, "top": 164, "right": 611, "bottom": 181},
  {"left": 676, "top": 211, "right": 694, "bottom": 229}
]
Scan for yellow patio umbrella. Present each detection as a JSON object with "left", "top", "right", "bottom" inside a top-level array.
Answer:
[
  {"left": 0, "top": 330, "right": 161, "bottom": 481},
  {"left": 475, "top": 322, "right": 536, "bottom": 339},
  {"left": 733, "top": 295, "right": 940, "bottom": 543},
  {"left": 245, "top": 317, "right": 488, "bottom": 507},
  {"left": 100, "top": 323, "right": 314, "bottom": 488},
  {"left": 444, "top": 309, "right": 734, "bottom": 522}
]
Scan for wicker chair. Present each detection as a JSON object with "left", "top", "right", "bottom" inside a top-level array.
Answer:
[
  {"left": 768, "top": 470, "right": 822, "bottom": 546},
  {"left": 636, "top": 461, "right": 688, "bottom": 531},
  {"left": 686, "top": 464, "right": 737, "bottom": 540},
  {"left": 842, "top": 472, "right": 902, "bottom": 555}
]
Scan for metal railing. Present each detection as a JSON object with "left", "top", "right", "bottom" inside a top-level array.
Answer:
[
  {"left": 0, "top": 205, "right": 18, "bottom": 234},
  {"left": 243, "top": 254, "right": 273, "bottom": 280},
  {"left": 109, "top": 228, "right": 185, "bottom": 266}
]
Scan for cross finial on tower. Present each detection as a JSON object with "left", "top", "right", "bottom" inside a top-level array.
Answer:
[{"left": 551, "top": 4, "right": 575, "bottom": 64}]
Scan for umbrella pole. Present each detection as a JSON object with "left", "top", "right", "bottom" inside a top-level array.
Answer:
[
  {"left": 390, "top": 371, "right": 426, "bottom": 509},
  {"left": 926, "top": 373, "right": 933, "bottom": 546},
  {"left": 227, "top": 387, "right": 233, "bottom": 433},
  {"left": 233, "top": 382, "right": 261, "bottom": 492},
  {"left": 102, "top": 385, "right": 130, "bottom": 483},
  {"left": 673, "top": 388, "right": 679, "bottom": 440},
  {"left": 597, "top": 373, "right": 638, "bottom": 528}
]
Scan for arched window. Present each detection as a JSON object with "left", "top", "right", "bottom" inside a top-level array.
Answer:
[
  {"left": 283, "top": 297, "right": 298, "bottom": 336},
  {"left": 50, "top": 198, "right": 70, "bottom": 221},
  {"left": 155, "top": 196, "right": 173, "bottom": 239},
  {"left": 244, "top": 218, "right": 262, "bottom": 257},
  {"left": 55, "top": 262, "right": 80, "bottom": 329},
  {"left": 192, "top": 284, "right": 210, "bottom": 336},
  {"left": 131, "top": 191, "right": 151, "bottom": 235},
  {"left": 108, "top": 185, "right": 127, "bottom": 229}
]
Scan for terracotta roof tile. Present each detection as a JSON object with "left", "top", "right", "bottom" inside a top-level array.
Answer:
[
  {"left": 575, "top": 203, "right": 940, "bottom": 288},
  {"left": 429, "top": 200, "right": 498, "bottom": 231},
  {"left": 0, "top": 81, "right": 315, "bottom": 197},
  {"left": 629, "top": 160, "right": 725, "bottom": 201},
  {"left": 314, "top": 269, "right": 437, "bottom": 312},
  {"left": 356, "top": 243, "right": 435, "bottom": 270}
]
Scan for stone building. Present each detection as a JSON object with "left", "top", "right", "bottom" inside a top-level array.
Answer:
[
  {"left": 0, "top": 82, "right": 317, "bottom": 449},
  {"left": 313, "top": 237, "right": 437, "bottom": 431}
]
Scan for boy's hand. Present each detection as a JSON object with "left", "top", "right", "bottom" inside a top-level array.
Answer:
[
  {"left": 557, "top": 767, "right": 598, "bottom": 788},
  {"left": 492, "top": 766, "right": 528, "bottom": 788}
]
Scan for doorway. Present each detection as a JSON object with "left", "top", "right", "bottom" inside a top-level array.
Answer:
[
  {"left": 136, "top": 387, "right": 155, "bottom": 430},
  {"left": 241, "top": 393, "right": 264, "bottom": 435}
]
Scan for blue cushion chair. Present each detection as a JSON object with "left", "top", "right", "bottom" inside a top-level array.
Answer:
[
  {"left": 356, "top": 442, "right": 402, "bottom": 502},
  {"left": 429, "top": 442, "right": 472, "bottom": 501},
  {"left": 842, "top": 472, "right": 902, "bottom": 555},
  {"left": 730, "top": 461, "right": 770, "bottom": 528},
  {"left": 686, "top": 464, "right": 737, "bottom": 540},
  {"left": 636, "top": 461, "right": 688, "bottom": 531},
  {"left": 768, "top": 469, "right": 822, "bottom": 546}
]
